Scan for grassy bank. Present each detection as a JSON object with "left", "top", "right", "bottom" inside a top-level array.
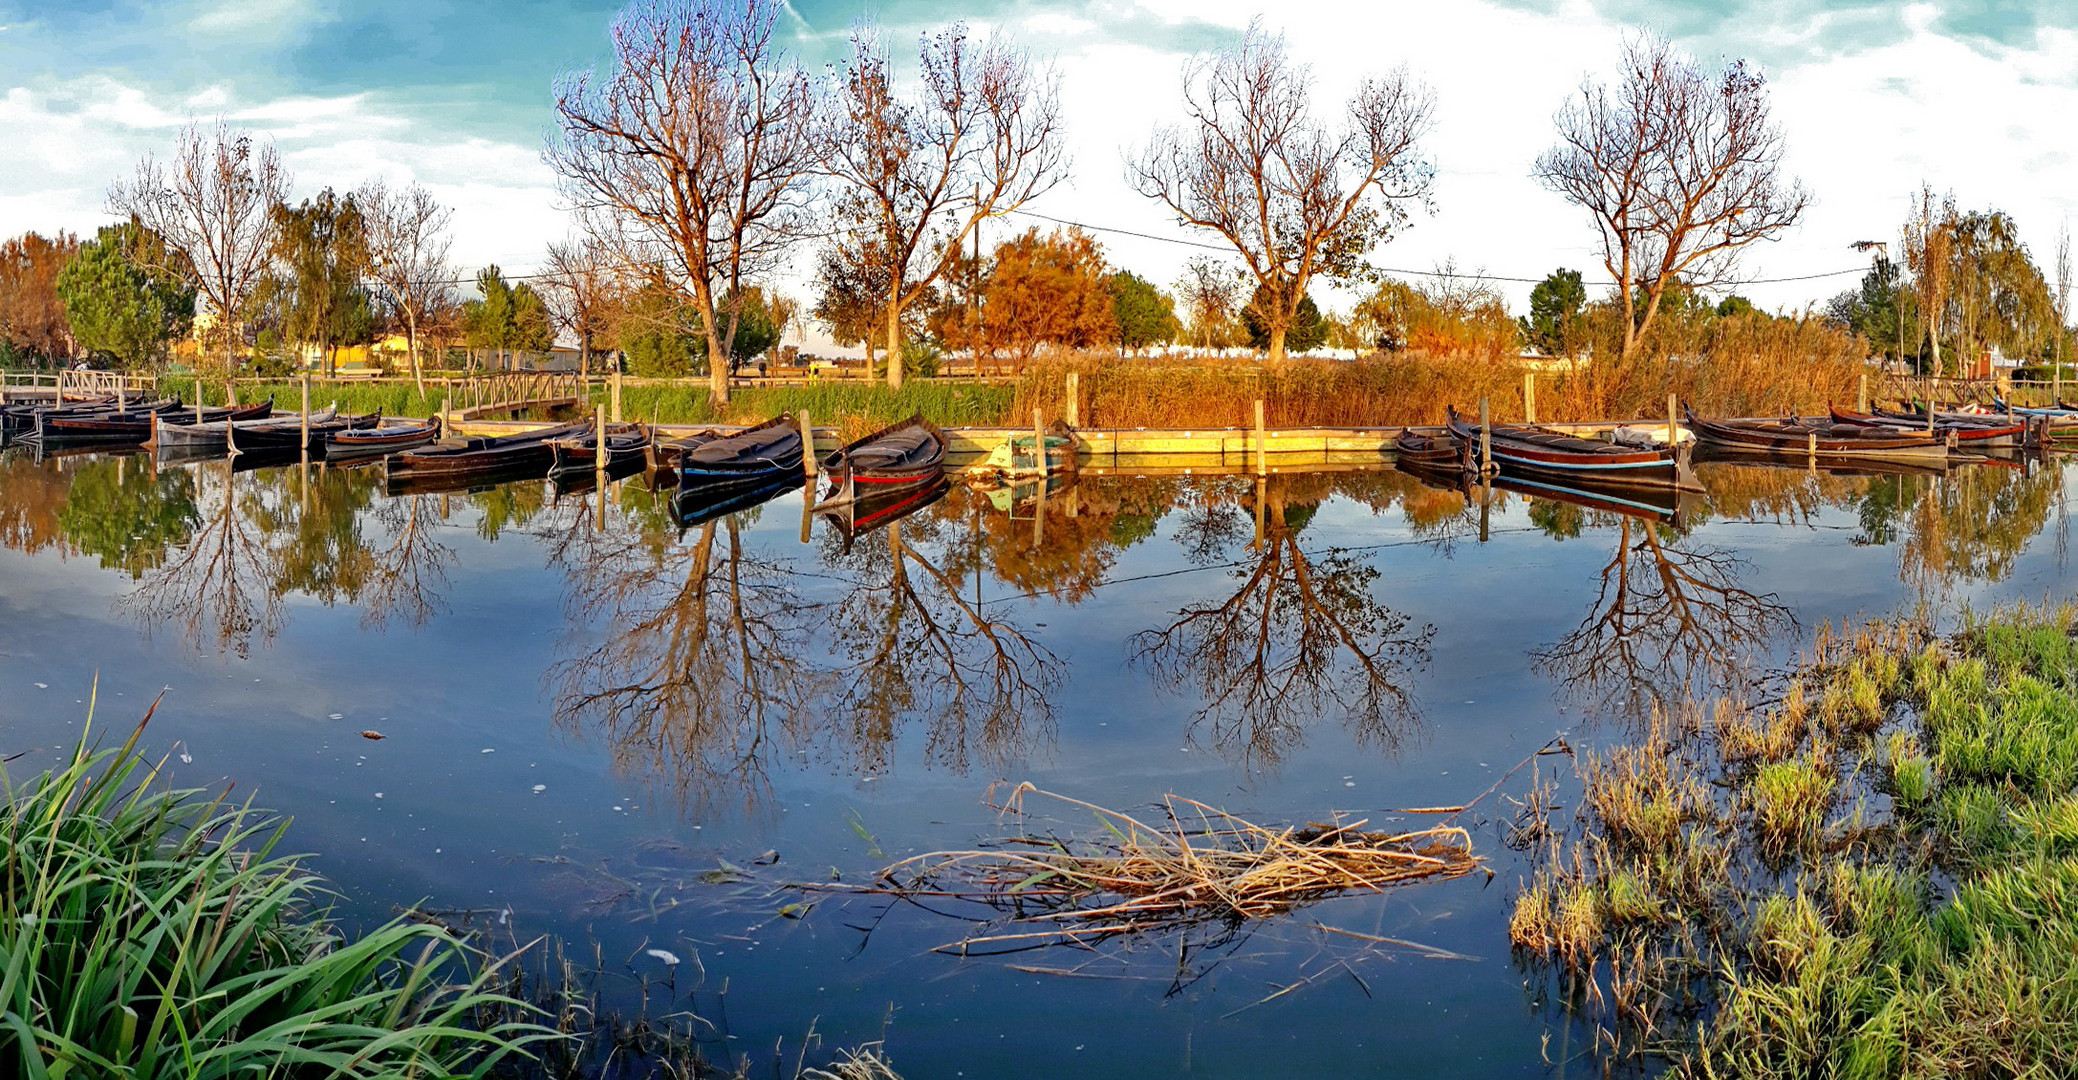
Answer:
[
  {"left": 2, "top": 714, "right": 908, "bottom": 1079},
  {"left": 1513, "top": 602, "right": 2078, "bottom": 1076},
  {"left": 0, "top": 714, "right": 549, "bottom": 1077}
]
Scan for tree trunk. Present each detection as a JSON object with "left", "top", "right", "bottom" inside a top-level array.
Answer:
[
  {"left": 1267, "top": 324, "right": 1287, "bottom": 364},
  {"left": 885, "top": 299, "right": 904, "bottom": 390},
  {"left": 406, "top": 312, "right": 424, "bottom": 397}
]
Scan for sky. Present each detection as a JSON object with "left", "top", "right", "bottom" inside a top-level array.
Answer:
[{"left": 3, "top": 0, "right": 2076, "bottom": 341}]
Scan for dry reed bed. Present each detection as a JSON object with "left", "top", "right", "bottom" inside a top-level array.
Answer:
[{"left": 840, "top": 784, "right": 1480, "bottom": 952}]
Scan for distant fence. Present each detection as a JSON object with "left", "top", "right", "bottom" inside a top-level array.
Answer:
[{"left": 0, "top": 370, "right": 157, "bottom": 400}]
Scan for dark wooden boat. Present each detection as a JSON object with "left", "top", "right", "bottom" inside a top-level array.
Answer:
[
  {"left": 383, "top": 422, "right": 588, "bottom": 483},
  {"left": 1684, "top": 406, "right": 1950, "bottom": 459},
  {"left": 1828, "top": 404, "right": 2026, "bottom": 447},
  {"left": 819, "top": 414, "right": 944, "bottom": 485},
  {"left": 1393, "top": 429, "right": 1471, "bottom": 472},
  {"left": 30, "top": 398, "right": 272, "bottom": 445},
  {"left": 674, "top": 414, "right": 805, "bottom": 488},
  {"left": 1444, "top": 406, "right": 1698, "bottom": 488},
  {"left": 3, "top": 397, "right": 181, "bottom": 438},
  {"left": 548, "top": 423, "right": 653, "bottom": 476},
  {"left": 325, "top": 418, "right": 441, "bottom": 459},
  {"left": 146, "top": 406, "right": 363, "bottom": 452}
]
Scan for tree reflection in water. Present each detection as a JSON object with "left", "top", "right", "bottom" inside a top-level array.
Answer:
[
  {"left": 1533, "top": 515, "right": 1793, "bottom": 718},
  {"left": 1131, "top": 475, "right": 1433, "bottom": 775},
  {"left": 547, "top": 491, "right": 831, "bottom": 817},
  {"left": 121, "top": 460, "right": 285, "bottom": 658},
  {"left": 1896, "top": 460, "right": 2060, "bottom": 586},
  {"left": 824, "top": 511, "right": 1062, "bottom": 777}
]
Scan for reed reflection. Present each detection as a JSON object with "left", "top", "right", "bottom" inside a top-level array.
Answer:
[{"left": 1131, "top": 474, "right": 1433, "bottom": 775}]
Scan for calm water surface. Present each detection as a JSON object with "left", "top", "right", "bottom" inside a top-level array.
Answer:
[{"left": 0, "top": 444, "right": 2071, "bottom": 1077}]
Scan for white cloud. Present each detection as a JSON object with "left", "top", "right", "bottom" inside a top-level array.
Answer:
[
  {"left": 189, "top": 0, "right": 325, "bottom": 41},
  {"left": 5, "top": 0, "right": 2078, "bottom": 325}
]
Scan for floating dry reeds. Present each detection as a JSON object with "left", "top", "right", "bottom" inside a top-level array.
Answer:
[{"left": 840, "top": 784, "right": 1481, "bottom": 952}]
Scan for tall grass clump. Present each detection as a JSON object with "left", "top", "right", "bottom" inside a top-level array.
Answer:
[
  {"left": 0, "top": 712, "right": 553, "bottom": 1078},
  {"left": 1516, "top": 604, "right": 2078, "bottom": 1077}
]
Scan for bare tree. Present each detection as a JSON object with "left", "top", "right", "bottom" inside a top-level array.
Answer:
[
  {"left": 1130, "top": 21, "right": 1433, "bottom": 363},
  {"left": 2055, "top": 221, "right": 2070, "bottom": 397},
  {"left": 357, "top": 178, "right": 455, "bottom": 394},
  {"left": 825, "top": 22, "right": 1064, "bottom": 389},
  {"left": 110, "top": 121, "right": 291, "bottom": 384},
  {"left": 1534, "top": 34, "right": 1807, "bottom": 362},
  {"left": 549, "top": 0, "right": 820, "bottom": 406},
  {"left": 1174, "top": 256, "right": 1246, "bottom": 352},
  {"left": 1902, "top": 184, "right": 1955, "bottom": 374},
  {"left": 538, "top": 232, "right": 625, "bottom": 378}
]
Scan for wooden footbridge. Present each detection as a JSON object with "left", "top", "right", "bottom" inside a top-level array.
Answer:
[{"left": 444, "top": 372, "right": 586, "bottom": 420}]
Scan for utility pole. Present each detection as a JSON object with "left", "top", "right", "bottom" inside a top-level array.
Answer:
[{"left": 969, "top": 183, "right": 982, "bottom": 378}]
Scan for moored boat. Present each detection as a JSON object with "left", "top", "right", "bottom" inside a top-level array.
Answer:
[
  {"left": 811, "top": 415, "right": 948, "bottom": 542},
  {"left": 146, "top": 406, "right": 361, "bottom": 453},
  {"left": 1684, "top": 406, "right": 1951, "bottom": 459},
  {"left": 325, "top": 418, "right": 441, "bottom": 459},
  {"left": 383, "top": 422, "right": 588, "bottom": 485},
  {"left": 547, "top": 422, "right": 653, "bottom": 477},
  {"left": 30, "top": 398, "right": 272, "bottom": 445},
  {"left": 1392, "top": 429, "right": 1471, "bottom": 473},
  {"left": 1444, "top": 406, "right": 1699, "bottom": 489},
  {"left": 672, "top": 414, "right": 806, "bottom": 490},
  {"left": 1828, "top": 404, "right": 2028, "bottom": 447}
]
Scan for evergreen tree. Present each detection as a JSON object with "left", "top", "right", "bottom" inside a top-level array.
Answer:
[
  {"left": 56, "top": 223, "right": 195, "bottom": 371},
  {"left": 1109, "top": 270, "right": 1179, "bottom": 353},
  {"left": 1519, "top": 268, "right": 1586, "bottom": 357}
]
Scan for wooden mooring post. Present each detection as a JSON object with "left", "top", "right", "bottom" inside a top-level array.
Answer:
[
  {"left": 299, "top": 375, "right": 311, "bottom": 461},
  {"left": 1065, "top": 371, "right": 1080, "bottom": 428},
  {"left": 611, "top": 369, "right": 623, "bottom": 423},
  {"left": 1478, "top": 397, "right": 1492, "bottom": 474},
  {"left": 1523, "top": 372, "right": 1537, "bottom": 424},
  {"left": 1032, "top": 407, "right": 1047, "bottom": 475},
  {"left": 1254, "top": 399, "right": 1267, "bottom": 475},
  {"left": 1666, "top": 392, "right": 1678, "bottom": 449},
  {"left": 593, "top": 404, "right": 607, "bottom": 476},
  {"left": 1857, "top": 373, "right": 1868, "bottom": 413},
  {"left": 798, "top": 409, "right": 817, "bottom": 478}
]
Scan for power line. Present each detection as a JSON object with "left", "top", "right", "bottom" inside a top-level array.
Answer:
[{"left": 1000, "top": 207, "right": 1871, "bottom": 288}]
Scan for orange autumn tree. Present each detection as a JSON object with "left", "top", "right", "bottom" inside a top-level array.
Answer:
[{"left": 960, "top": 226, "right": 1117, "bottom": 370}]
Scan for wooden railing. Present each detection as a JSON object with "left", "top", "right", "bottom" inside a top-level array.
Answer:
[
  {"left": 440, "top": 371, "right": 587, "bottom": 418},
  {"left": 0, "top": 370, "right": 157, "bottom": 400}
]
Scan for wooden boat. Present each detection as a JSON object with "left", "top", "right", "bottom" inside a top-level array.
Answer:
[
  {"left": 1828, "top": 404, "right": 2027, "bottom": 447},
  {"left": 30, "top": 398, "right": 272, "bottom": 445},
  {"left": 324, "top": 418, "right": 441, "bottom": 459},
  {"left": 383, "top": 422, "right": 588, "bottom": 484},
  {"left": 1684, "top": 406, "right": 1951, "bottom": 460},
  {"left": 548, "top": 423, "right": 652, "bottom": 477},
  {"left": 146, "top": 406, "right": 361, "bottom": 453},
  {"left": 1444, "top": 406, "right": 1699, "bottom": 488},
  {"left": 811, "top": 415, "right": 948, "bottom": 548},
  {"left": 1393, "top": 429, "right": 1471, "bottom": 472},
  {"left": 672, "top": 414, "right": 805, "bottom": 489},
  {"left": 3, "top": 397, "right": 181, "bottom": 438}
]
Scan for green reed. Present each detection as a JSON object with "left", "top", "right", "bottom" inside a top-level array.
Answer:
[{"left": 0, "top": 703, "right": 555, "bottom": 1079}]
